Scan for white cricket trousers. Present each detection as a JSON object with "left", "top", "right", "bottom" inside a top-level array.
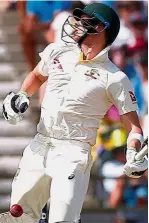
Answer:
[{"left": 10, "top": 133, "right": 93, "bottom": 223}]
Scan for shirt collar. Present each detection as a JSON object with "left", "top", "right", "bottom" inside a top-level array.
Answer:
[{"left": 78, "top": 45, "right": 111, "bottom": 63}]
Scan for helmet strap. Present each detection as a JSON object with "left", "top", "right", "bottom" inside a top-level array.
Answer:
[{"left": 78, "top": 32, "right": 88, "bottom": 46}]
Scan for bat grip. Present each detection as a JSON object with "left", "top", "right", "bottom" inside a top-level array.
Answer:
[{"left": 135, "top": 137, "right": 148, "bottom": 160}]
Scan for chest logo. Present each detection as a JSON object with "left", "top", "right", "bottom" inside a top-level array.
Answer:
[{"left": 84, "top": 69, "right": 100, "bottom": 80}]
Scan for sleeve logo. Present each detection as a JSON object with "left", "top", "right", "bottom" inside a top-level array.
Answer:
[
  {"left": 129, "top": 91, "right": 137, "bottom": 103},
  {"left": 53, "top": 58, "right": 64, "bottom": 71}
]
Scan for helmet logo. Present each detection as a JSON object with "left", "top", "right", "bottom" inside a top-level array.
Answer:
[{"left": 93, "top": 12, "right": 110, "bottom": 28}]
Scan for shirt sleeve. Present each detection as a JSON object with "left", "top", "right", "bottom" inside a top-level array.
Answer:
[
  {"left": 53, "top": 1, "right": 71, "bottom": 12},
  {"left": 37, "top": 43, "right": 56, "bottom": 76},
  {"left": 107, "top": 71, "right": 138, "bottom": 115},
  {"left": 26, "top": 1, "right": 37, "bottom": 16}
]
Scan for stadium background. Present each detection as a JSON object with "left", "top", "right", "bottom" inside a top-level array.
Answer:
[{"left": 0, "top": 1, "right": 148, "bottom": 222}]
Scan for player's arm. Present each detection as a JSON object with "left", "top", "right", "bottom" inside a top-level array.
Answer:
[
  {"left": 2, "top": 43, "right": 55, "bottom": 125},
  {"left": 121, "top": 111, "right": 148, "bottom": 178},
  {"left": 121, "top": 111, "right": 143, "bottom": 151},
  {"left": 20, "top": 41, "right": 56, "bottom": 96},
  {"left": 2, "top": 64, "right": 48, "bottom": 125},
  {"left": 20, "top": 66, "right": 48, "bottom": 97},
  {"left": 107, "top": 71, "right": 148, "bottom": 178}
]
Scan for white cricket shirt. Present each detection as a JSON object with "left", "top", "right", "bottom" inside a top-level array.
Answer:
[{"left": 37, "top": 43, "right": 138, "bottom": 145}]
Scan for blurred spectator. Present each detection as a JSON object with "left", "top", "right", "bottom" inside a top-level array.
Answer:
[
  {"left": 0, "top": 0, "right": 17, "bottom": 11},
  {"left": 17, "top": 0, "right": 71, "bottom": 71},
  {"left": 98, "top": 1, "right": 116, "bottom": 8},
  {"left": 127, "top": 13, "right": 148, "bottom": 56},
  {"left": 112, "top": 2, "right": 134, "bottom": 47},
  {"left": 101, "top": 146, "right": 126, "bottom": 193},
  {"left": 7, "top": 1, "right": 17, "bottom": 10},
  {"left": 96, "top": 147, "right": 125, "bottom": 207},
  {"left": 116, "top": 1, "right": 143, "bottom": 26},
  {"left": 113, "top": 1, "right": 144, "bottom": 49},
  {"left": 136, "top": 51, "right": 148, "bottom": 113},
  {"left": 109, "top": 174, "right": 148, "bottom": 223},
  {"left": 142, "top": 0, "right": 148, "bottom": 16},
  {"left": 135, "top": 51, "right": 148, "bottom": 137},
  {"left": 94, "top": 120, "right": 127, "bottom": 206},
  {"left": 111, "top": 46, "right": 145, "bottom": 117},
  {"left": 17, "top": 1, "right": 26, "bottom": 21},
  {"left": 106, "top": 105, "right": 120, "bottom": 121}
]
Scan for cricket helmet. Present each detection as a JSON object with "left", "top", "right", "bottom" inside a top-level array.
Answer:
[{"left": 61, "top": 2, "right": 120, "bottom": 46}]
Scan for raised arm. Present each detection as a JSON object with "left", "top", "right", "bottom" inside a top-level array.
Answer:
[
  {"left": 2, "top": 43, "right": 55, "bottom": 125},
  {"left": 20, "top": 66, "right": 48, "bottom": 97}
]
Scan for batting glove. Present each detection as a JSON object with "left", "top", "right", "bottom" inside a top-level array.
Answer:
[
  {"left": 2, "top": 91, "right": 29, "bottom": 125},
  {"left": 123, "top": 147, "right": 148, "bottom": 178}
]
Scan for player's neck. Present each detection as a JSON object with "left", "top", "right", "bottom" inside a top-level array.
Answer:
[
  {"left": 80, "top": 38, "right": 106, "bottom": 60},
  {"left": 81, "top": 44, "right": 105, "bottom": 60}
]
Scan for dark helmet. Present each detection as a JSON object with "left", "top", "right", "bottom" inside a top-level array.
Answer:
[
  {"left": 73, "top": 3, "right": 120, "bottom": 45},
  {"left": 61, "top": 2, "right": 120, "bottom": 46}
]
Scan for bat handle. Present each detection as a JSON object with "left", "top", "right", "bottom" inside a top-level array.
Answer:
[{"left": 135, "top": 137, "right": 148, "bottom": 161}]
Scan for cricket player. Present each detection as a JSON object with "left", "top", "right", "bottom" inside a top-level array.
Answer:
[{"left": 1, "top": 3, "right": 148, "bottom": 223}]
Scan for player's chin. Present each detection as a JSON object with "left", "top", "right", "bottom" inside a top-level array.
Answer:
[{"left": 72, "top": 35, "right": 82, "bottom": 43}]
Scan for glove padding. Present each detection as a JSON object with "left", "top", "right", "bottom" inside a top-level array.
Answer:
[
  {"left": 2, "top": 91, "right": 29, "bottom": 125},
  {"left": 123, "top": 148, "right": 148, "bottom": 178}
]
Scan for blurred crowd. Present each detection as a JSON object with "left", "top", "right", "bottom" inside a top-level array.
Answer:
[{"left": 1, "top": 1, "right": 148, "bottom": 222}]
